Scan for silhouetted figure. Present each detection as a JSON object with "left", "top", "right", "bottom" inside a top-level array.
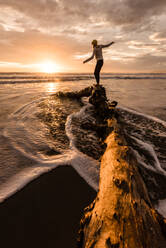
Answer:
[{"left": 83, "top": 40, "right": 115, "bottom": 85}]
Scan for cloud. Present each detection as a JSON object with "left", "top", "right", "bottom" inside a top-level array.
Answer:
[
  {"left": 0, "top": 0, "right": 166, "bottom": 72},
  {"left": 0, "top": 61, "right": 21, "bottom": 67},
  {"left": 1, "top": 0, "right": 166, "bottom": 32},
  {"left": 127, "top": 41, "right": 160, "bottom": 53},
  {"left": 150, "top": 32, "right": 166, "bottom": 41},
  {"left": 101, "top": 0, "right": 166, "bottom": 28}
]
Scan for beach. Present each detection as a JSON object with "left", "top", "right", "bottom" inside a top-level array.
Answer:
[
  {"left": 0, "top": 165, "right": 96, "bottom": 247},
  {"left": 0, "top": 73, "right": 166, "bottom": 247}
]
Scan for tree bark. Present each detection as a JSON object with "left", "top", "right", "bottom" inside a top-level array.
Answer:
[{"left": 78, "top": 116, "right": 166, "bottom": 248}]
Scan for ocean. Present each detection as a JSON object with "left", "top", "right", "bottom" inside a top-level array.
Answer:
[{"left": 0, "top": 72, "right": 166, "bottom": 216}]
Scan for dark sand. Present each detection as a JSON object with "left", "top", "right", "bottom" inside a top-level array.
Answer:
[{"left": 0, "top": 166, "right": 96, "bottom": 248}]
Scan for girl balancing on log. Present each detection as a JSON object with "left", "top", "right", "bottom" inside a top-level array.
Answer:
[{"left": 83, "top": 40, "right": 115, "bottom": 85}]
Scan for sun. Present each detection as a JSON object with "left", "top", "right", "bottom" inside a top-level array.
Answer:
[{"left": 39, "top": 61, "right": 59, "bottom": 73}]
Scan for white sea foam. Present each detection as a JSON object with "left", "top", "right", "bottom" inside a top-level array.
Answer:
[
  {"left": 65, "top": 103, "right": 94, "bottom": 149},
  {"left": 65, "top": 104, "right": 100, "bottom": 190},
  {"left": 0, "top": 147, "right": 99, "bottom": 203},
  {"left": 130, "top": 135, "right": 166, "bottom": 176},
  {"left": 155, "top": 199, "right": 166, "bottom": 218},
  {"left": 119, "top": 106, "right": 166, "bottom": 128},
  {"left": 1, "top": 101, "right": 165, "bottom": 203},
  {"left": 0, "top": 165, "right": 54, "bottom": 203},
  {"left": 0, "top": 85, "right": 165, "bottom": 211},
  {"left": 0, "top": 101, "right": 99, "bottom": 203}
]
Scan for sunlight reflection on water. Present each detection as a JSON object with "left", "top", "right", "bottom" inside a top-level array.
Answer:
[{"left": 46, "top": 82, "right": 59, "bottom": 93}]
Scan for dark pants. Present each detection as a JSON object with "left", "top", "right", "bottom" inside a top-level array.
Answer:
[{"left": 94, "top": 59, "right": 103, "bottom": 84}]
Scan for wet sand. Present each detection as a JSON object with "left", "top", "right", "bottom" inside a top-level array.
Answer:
[{"left": 0, "top": 166, "right": 96, "bottom": 248}]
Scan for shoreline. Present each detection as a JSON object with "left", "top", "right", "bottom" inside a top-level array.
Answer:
[{"left": 0, "top": 165, "right": 96, "bottom": 248}]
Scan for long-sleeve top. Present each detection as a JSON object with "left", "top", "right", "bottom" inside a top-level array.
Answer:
[{"left": 84, "top": 42, "right": 114, "bottom": 63}]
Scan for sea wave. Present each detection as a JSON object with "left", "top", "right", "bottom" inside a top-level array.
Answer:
[
  {"left": 118, "top": 106, "right": 166, "bottom": 205},
  {"left": 0, "top": 96, "right": 99, "bottom": 203},
  {"left": 0, "top": 91, "right": 166, "bottom": 214},
  {"left": 0, "top": 73, "right": 166, "bottom": 84}
]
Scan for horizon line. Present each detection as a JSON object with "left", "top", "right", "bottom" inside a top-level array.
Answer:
[{"left": 0, "top": 71, "right": 166, "bottom": 74}]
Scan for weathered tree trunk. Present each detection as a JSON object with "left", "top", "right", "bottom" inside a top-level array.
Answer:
[{"left": 78, "top": 116, "right": 166, "bottom": 248}]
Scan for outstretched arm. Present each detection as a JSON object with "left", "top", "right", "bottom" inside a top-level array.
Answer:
[
  {"left": 83, "top": 50, "right": 95, "bottom": 63},
  {"left": 101, "top": 41, "right": 115, "bottom": 48}
]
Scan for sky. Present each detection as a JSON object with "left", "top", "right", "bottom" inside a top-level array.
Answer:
[{"left": 0, "top": 0, "right": 166, "bottom": 73}]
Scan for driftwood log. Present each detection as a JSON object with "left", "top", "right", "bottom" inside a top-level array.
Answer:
[{"left": 77, "top": 86, "right": 166, "bottom": 248}]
